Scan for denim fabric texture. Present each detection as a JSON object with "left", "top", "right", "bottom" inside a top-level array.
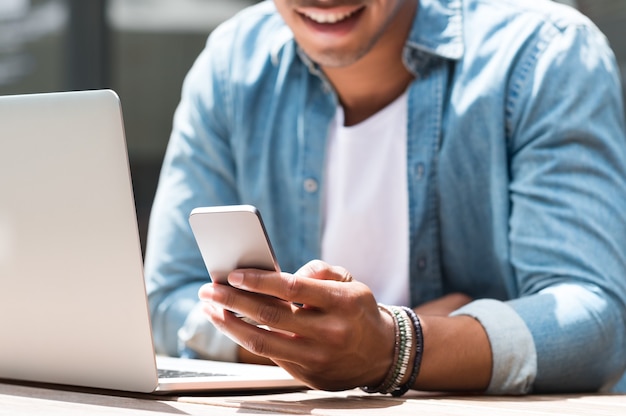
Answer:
[{"left": 144, "top": 0, "right": 626, "bottom": 394}]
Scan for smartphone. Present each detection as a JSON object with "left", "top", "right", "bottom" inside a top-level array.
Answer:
[{"left": 188, "top": 205, "right": 281, "bottom": 284}]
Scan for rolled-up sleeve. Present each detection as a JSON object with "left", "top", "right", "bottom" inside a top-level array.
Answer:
[
  {"left": 453, "top": 286, "right": 626, "bottom": 394},
  {"left": 451, "top": 299, "right": 536, "bottom": 394}
]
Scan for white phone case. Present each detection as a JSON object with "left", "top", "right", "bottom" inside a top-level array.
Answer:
[{"left": 188, "top": 205, "right": 280, "bottom": 284}]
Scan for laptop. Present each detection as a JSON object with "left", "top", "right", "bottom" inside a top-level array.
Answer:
[{"left": 0, "top": 89, "right": 305, "bottom": 394}]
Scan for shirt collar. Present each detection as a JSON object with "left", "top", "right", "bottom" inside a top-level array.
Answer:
[{"left": 407, "top": 0, "right": 464, "bottom": 60}]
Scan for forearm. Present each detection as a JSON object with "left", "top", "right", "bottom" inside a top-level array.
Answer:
[
  {"left": 450, "top": 286, "right": 626, "bottom": 394},
  {"left": 412, "top": 314, "right": 492, "bottom": 391}
]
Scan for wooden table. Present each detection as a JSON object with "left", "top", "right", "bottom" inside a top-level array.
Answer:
[{"left": 1, "top": 381, "right": 625, "bottom": 415}]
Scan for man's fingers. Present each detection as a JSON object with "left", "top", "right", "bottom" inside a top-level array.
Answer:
[
  {"left": 199, "top": 282, "right": 317, "bottom": 335},
  {"left": 202, "top": 299, "right": 316, "bottom": 366},
  {"left": 296, "top": 259, "right": 354, "bottom": 282},
  {"left": 221, "top": 260, "right": 355, "bottom": 310},
  {"left": 226, "top": 268, "right": 353, "bottom": 308}
]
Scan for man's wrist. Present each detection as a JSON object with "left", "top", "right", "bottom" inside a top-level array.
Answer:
[{"left": 361, "top": 304, "right": 423, "bottom": 396}]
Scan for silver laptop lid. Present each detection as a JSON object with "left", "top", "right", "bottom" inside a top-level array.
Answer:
[{"left": 0, "top": 90, "right": 158, "bottom": 392}]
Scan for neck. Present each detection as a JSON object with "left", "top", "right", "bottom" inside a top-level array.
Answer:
[{"left": 322, "top": 2, "right": 417, "bottom": 126}]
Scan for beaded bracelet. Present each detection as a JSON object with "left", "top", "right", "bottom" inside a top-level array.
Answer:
[
  {"left": 387, "top": 306, "right": 413, "bottom": 394},
  {"left": 392, "top": 307, "right": 424, "bottom": 397},
  {"left": 361, "top": 304, "right": 414, "bottom": 395}
]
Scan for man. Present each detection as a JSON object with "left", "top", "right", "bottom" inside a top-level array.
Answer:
[{"left": 145, "top": 0, "right": 626, "bottom": 394}]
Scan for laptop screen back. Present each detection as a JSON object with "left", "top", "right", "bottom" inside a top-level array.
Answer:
[{"left": 0, "top": 90, "right": 158, "bottom": 392}]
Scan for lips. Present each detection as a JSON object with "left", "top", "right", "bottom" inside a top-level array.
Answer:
[
  {"left": 300, "top": 7, "right": 361, "bottom": 24},
  {"left": 296, "top": 6, "right": 366, "bottom": 35}
]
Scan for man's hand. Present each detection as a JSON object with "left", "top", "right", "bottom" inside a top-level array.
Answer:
[
  {"left": 199, "top": 260, "right": 492, "bottom": 392},
  {"left": 198, "top": 260, "right": 395, "bottom": 391}
]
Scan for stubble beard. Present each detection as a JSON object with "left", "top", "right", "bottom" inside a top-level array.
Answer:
[{"left": 303, "top": 17, "right": 390, "bottom": 68}]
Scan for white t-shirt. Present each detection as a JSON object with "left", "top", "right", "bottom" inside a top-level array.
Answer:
[{"left": 321, "top": 92, "right": 410, "bottom": 306}]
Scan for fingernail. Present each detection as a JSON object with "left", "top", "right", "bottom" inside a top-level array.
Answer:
[{"left": 228, "top": 271, "right": 244, "bottom": 287}]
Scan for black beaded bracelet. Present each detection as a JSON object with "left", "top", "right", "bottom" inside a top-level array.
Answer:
[
  {"left": 361, "top": 305, "right": 415, "bottom": 395},
  {"left": 392, "top": 307, "right": 424, "bottom": 397},
  {"left": 387, "top": 307, "right": 412, "bottom": 393}
]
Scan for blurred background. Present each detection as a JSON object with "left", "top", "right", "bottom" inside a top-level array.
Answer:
[
  {"left": 0, "top": 0, "right": 258, "bottom": 252},
  {"left": 1, "top": 0, "right": 624, "bottom": 254}
]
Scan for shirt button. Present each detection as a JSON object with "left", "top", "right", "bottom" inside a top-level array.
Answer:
[
  {"left": 418, "top": 258, "right": 427, "bottom": 270},
  {"left": 303, "top": 178, "right": 318, "bottom": 193},
  {"left": 416, "top": 163, "right": 425, "bottom": 180}
]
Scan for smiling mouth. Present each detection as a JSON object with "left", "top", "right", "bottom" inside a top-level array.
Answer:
[{"left": 298, "top": 6, "right": 365, "bottom": 25}]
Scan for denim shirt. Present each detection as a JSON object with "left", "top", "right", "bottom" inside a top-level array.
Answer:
[{"left": 144, "top": 0, "right": 626, "bottom": 394}]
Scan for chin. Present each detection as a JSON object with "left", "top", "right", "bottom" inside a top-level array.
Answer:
[{"left": 299, "top": 41, "right": 373, "bottom": 68}]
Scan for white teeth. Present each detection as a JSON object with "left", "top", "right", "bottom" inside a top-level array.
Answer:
[{"left": 304, "top": 10, "right": 355, "bottom": 24}]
